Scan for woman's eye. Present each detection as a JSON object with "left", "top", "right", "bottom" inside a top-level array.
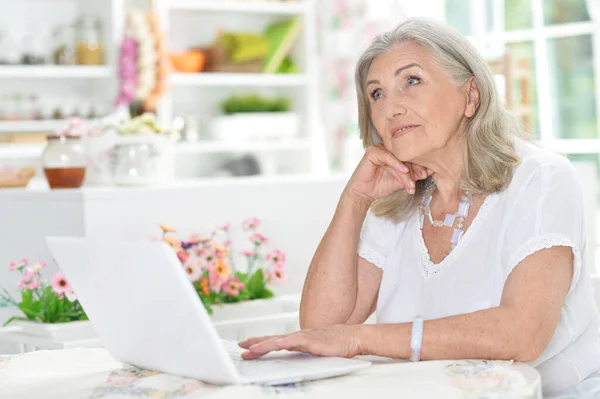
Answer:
[
  {"left": 370, "top": 89, "right": 383, "bottom": 101},
  {"left": 407, "top": 76, "right": 421, "bottom": 86}
]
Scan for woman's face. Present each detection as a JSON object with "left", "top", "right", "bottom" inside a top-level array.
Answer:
[{"left": 366, "top": 41, "right": 479, "bottom": 163}]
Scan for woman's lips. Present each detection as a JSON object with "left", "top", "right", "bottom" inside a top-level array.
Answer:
[{"left": 392, "top": 125, "right": 419, "bottom": 138}]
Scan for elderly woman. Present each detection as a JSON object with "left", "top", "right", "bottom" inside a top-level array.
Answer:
[{"left": 238, "top": 18, "right": 600, "bottom": 397}]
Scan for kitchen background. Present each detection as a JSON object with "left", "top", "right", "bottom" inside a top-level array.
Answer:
[{"left": 1, "top": 0, "right": 600, "bottom": 350}]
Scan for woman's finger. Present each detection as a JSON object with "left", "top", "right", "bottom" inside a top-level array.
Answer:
[
  {"left": 242, "top": 334, "right": 307, "bottom": 360},
  {"left": 366, "top": 145, "right": 409, "bottom": 173},
  {"left": 387, "top": 167, "right": 416, "bottom": 194},
  {"left": 238, "top": 335, "right": 282, "bottom": 349},
  {"left": 408, "top": 163, "right": 429, "bottom": 181}
]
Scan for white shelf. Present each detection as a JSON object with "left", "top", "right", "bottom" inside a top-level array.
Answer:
[
  {"left": 0, "top": 120, "right": 91, "bottom": 133},
  {"left": 170, "top": 73, "right": 308, "bottom": 87},
  {"left": 175, "top": 138, "right": 311, "bottom": 154},
  {"left": 168, "top": 0, "right": 307, "bottom": 15},
  {"left": 0, "top": 66, "right": 112, "bottom": 79}
]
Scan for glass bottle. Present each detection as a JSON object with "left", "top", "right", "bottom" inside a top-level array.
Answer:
[
  {"left": 53, "top": 25, "right": 76, "bottom": 65},
  {"left": 75, "top": 16, "right": 104, "bottom": 66},
  {"left": 42, "top": 133, "right": 87, "bottom": 189}
]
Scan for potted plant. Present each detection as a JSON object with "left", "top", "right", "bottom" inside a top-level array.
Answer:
[
  {"left": 103, "top": 112, "right": 179, "bottom": 185},
  {"left": 0, "top": 259, "right": 93, "bottom": 339},
  {"left": 209, "top": 94, "right": 299, "bottom": 142},
  {"left": 158, "top": 217, "right": 288, "bottom": 321}
]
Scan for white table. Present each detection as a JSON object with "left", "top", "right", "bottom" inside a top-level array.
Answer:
[{"left": 0, "top": 347, "right": 542, "bottom": 399}]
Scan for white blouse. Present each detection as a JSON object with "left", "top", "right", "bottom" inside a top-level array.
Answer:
[{"left": 358, "top": 139, "right": 600, "bottom": 395}]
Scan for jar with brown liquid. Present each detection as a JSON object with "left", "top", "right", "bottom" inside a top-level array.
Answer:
[
  {"left": 42, "top": 133, "right": 87, "bottom": 189},
  {"left": 75, "top": 16, "right": 104, "bottom": 65}
]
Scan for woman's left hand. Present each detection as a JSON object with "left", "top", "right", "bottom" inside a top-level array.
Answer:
[{"left": 238, "top": 325, "right": 364, "bottom": 360}]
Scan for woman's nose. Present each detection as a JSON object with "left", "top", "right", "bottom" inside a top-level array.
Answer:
[{"left": 386, "top": 100, "right": 407, "bottom": 118}]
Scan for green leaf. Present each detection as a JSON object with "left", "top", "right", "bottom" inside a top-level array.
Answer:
[
  {"left": 245, "top": 269, "right": 265, "bottom": 299},
  {"left": 2, "top": 316, "right": 30, "bottom": 327}
]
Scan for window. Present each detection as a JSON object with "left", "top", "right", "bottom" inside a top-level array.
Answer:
[{"left": 445, "top": 0, "right": 600, "bottom": 271}]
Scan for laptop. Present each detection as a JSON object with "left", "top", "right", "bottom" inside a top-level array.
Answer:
[{"left": 45, "top": 236, "right": 371, "bottom": 386}]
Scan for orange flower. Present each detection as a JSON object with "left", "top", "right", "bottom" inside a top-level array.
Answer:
[
  {"left": 201, "top": 286, "right": 210, "bottom": 296},
  {"left": 213, "top": 241, "right": 229, "bottom": 257},
  {"left": 159, "top": 224, "right": 176, "bottom": 233},
  {"left": 199, "top": 277, "right": 209, "bottom": 288},
  {"left": 163, "top": 236, "right": 182, "bottom": 250},
  {"left": 214, "top": 259, "right": 231, "bottom": 280}
]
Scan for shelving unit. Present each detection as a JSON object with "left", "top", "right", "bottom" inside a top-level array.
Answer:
[
  {"left": 0, "top": 66, "right": 112, "bottom": 79},
  {"left": 0, "top": 0, "right": 329, "bottom": 180},
  {"left": 167, "top": 0, "right": 307, "bottom": 15},
  {"left": 170, "top": 72, "right": 308, "bottom": 87}
]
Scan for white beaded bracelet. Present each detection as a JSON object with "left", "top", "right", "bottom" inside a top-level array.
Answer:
[{"left": 410, "top": 315, "right": 424, "bottom": 362}]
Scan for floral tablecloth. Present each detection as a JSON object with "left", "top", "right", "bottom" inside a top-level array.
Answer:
[{"left": 0, "top": 348, "right": 541, "bottom": 399}]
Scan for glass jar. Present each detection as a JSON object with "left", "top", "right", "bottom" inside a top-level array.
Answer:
[
  {"left": 53, "top": 25, "right": 76, "bottom": 65},
  {"left": 42, "top": 134, "right": 87, "bottom": 189},
  {"left": 113, "top": 143, "right": 158, "bottom": 186},
  {"left": 75, "top": 17, "right": 104, "bottom": 65}
]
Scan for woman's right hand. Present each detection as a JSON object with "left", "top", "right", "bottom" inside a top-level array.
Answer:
[{"left": 345, "top": 144, "right": 431, "bottom": 205}]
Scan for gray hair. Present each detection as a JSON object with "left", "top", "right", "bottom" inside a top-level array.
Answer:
[{"left": 355, "top": 17, "right": 523, "bottom": 221}]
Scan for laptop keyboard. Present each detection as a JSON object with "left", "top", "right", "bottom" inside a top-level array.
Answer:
[{"left": 222, "top": 340, "right": 355, "bottom": 379}]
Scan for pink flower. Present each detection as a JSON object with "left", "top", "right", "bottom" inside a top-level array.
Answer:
[
  {"left": 183, "top": 258, "right": 203, "bottom": 282},
  {"left": 51, "top": 273, "right": 72, "bottom": 295},
  {"left": 65, "top": 291, "right": 78, "bottom": 302},
  {"left": 223, "top": 277, "right": 245, "bottom": 296},
  {"left": 242, "top": 217, "right": 261, "bottom": 231},
  {"left": 270, "top": 267, "right": 287, "bottom": 284},
  {"left": 17, "top": 269, "right": 41, "bottom": 290},
  {"left": 30, "top": 261, "right": 47, "bottom": 273},
  {"left": 249, "top": 233, "right": 268, "bottom": 247},
  {"left": 177, "top": 250, "right": 190, "bottom": 263},
  {"left": 9, "top": 258, "right": 28, "bottom": 272},
  {"left": 217, "top": 223, "right": 231, "bottom": 232},
  {"left": 241, "top": 249, "right": 256, "bottom": 257},
  {"left": 266, "top": 249, "right": 286, "bottom": 268},
  {"left": 199, "top": 248, "right": 218, "bottom": 266},
  {"left": 208, "top": 269, "right": 223, "bottom": 293}
]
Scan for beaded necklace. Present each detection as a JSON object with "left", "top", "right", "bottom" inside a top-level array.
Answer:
[{"left": 418, "top": 183, "right": 472, "bottom": 249}]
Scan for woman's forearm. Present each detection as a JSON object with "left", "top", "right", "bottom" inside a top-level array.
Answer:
[
  {"left": 299, "top": 191, "right": 371, "bottom": 329},
  {"left": 358, "top": 305, "right": 540, "bottom": 362}
]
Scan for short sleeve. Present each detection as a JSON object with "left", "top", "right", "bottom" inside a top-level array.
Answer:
[
  {"left": 357, "top": 209, "right": 399, "bottom": 269},
  {"left": 503, "top": 156, "right": 585, "bottom": 294}
]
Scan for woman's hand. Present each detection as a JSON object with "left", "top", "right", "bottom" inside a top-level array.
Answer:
[
  {"left": 238, "top": 325, "right": 363, "bottom": 360},
  {"left": 346, "top": 144, "right": 432, "bottom": 205}
]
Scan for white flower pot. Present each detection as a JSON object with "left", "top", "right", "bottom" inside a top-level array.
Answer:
[
  {"left": 209, "top": 112, "right": 299, "bottom": 142},
  {"left": 11, "top": 320, "right": 97, "bottom": 340}
]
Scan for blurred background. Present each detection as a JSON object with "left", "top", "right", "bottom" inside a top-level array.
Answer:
[{"left": 1, "top": 0, "right": 600, "bottom": 348}]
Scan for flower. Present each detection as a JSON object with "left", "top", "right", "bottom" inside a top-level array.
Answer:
[
  {"left": 249, "top": 232, "right": 269, "bottom": 247},
  {"left": 30, "top": 261, "right": 47, "bottom": 273},
  {"left": 184, "top": 258, "right": 202, "bottom": 282},
  {"left": 223, "top": 277, "right": 245, "bottom": 296},
  {"left": 217, "top": 223, "right": 231, "bottom": 232},
  {"left": 270, "top": 267, "right": 287, "bottom": 284},
  {"left": 177, "top": 250, "right": 190, "bottom": 263},
  {"left": 212, "top": 241, "right": 229, "bottom": 258},
  {"left": 163, "top": 236, "right": 182, "bottom": 250},
  {"left": 65, "top": 291, "right": 78, "bottom": 302},
  {"left": 198, "top": 248, "right": 218, "bottom": 266},
  {"left": 266, "top": 249, "right": 286, "bottom": 268},
  {"left": 241, "top": 249, "right": 256, "bottom": 257},
  {"left": 9, "top": 258, "right": 28, "bottom": 272},
  {"left": 242, "top": 217, "right": 261, "bottom": 231},
  {"left": 51, "top": 272, "right": 72, "bottom": 295},
  {"left": 159, "top": 224, "right": 176, "bottom": 233},
  {"left": 208, "top": 270, "right": 223, "bottom": 293},
  {"left": 263, "top": 269, "right": 272, "bottom": 283},
  {"left": 213, "top": 259, "right": 231, "bottom": 281},
  {"left": 199, "top": 277, "right": 211, "bottom": 296},
  {"left": 17, "top": 269, "right": 41, "bottom": 290}
]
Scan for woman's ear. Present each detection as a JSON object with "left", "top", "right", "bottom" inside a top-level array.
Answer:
[{"left": 464, "top": 77, "right": 480, "bottom": 118}]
